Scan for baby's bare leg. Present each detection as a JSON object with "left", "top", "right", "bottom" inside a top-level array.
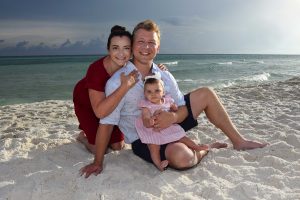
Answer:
[{"left": 148, "top": 144, "right": 168, "bottom": 171}]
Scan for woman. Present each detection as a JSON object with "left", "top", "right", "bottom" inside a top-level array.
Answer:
[
  {"left": 73, "top": 25, "right": 138, "bottom": 154},
  {"left": 73, "top": 25, "right": 167, "bottom": 154}
]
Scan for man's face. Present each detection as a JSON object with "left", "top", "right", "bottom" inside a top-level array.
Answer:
[{"left": 132, "top": 29, "right": 160, "bottom": 65}]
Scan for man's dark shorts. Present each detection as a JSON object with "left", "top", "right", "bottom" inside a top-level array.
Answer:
[{"left": 132, "top": 93, "right": 198, "bottom": 163}]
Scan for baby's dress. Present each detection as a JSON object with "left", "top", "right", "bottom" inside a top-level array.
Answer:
[{"left": 135, "top": 96, "right": 186, "bottom": 145}]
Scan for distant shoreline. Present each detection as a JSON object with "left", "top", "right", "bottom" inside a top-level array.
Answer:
[{"left": 1, "top": 53, "right": 300, "bottom": 58}]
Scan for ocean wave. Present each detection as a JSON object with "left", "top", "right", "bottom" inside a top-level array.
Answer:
[
  {"left": 161, "top": 61, "right": 178, "bottom": 66},
  {"left": 280, "top": 76, "right": 300, "bottom": 85},
  {"left": 176, "top": 79, "right": 194, "bottom": 82},
  {"left": 216, "top": 60, "right": 264, "bottom": 65},
  {"left": 217, "top": 62, "right": 233, "bottom": 65},
  {"left": 220, "top": 81, "right": 236, "bottom": 88},
  {"left": 242, "top": 72, "right": 270, "bottom": 82}
]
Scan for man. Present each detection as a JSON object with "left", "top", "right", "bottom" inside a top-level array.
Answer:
[{"left": 80, "top": 20, "right": 267, "bottom": 178}]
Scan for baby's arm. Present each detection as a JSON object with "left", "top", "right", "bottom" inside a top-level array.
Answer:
[{"left": 141, "top": 107, "right": 155, "bottom": 128}]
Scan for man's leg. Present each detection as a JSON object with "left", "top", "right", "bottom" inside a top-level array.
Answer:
[
  {"left": 189, "top": 87, "right": 267, "bottom": 150},
  {"left": 165, "top": 142, "right": 208, "bottom": 170}
]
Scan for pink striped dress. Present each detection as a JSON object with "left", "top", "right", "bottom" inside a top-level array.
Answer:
[{"left": 135, "top": 96, "right": 186, "bottom": 145}]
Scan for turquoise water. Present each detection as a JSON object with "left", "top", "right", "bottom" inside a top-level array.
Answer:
[{"left": 0, "top": 54, "right": 300, "bottom": 105}]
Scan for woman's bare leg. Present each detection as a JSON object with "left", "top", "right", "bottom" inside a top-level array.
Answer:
[
  {"left": 76, "top": 131, "right": 96, "bottom": 154},
  {"left": 110, "top": 141, "right": 125, "bottom": 150},
  {"left": 189, "top": 87, "right": 268, "bottom": 150},
  {"left": 77, "top": 131, "right": 124, "bottom": 154}
]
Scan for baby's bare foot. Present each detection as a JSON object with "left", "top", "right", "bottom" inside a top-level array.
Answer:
[{"left": 157, "top": 160, "right": 169, "bottom": 171}]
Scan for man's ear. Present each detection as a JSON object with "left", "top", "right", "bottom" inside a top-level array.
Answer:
[{"left": 157, "top": 45, "right": 160, "bottom": 53}]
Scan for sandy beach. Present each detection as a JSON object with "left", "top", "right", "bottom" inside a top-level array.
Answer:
[{"left": 1, "top": 78, "right": 299, "bottom": 200}]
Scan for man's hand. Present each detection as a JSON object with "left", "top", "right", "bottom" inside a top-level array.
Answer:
[
  {"left": 79, "top": 162, "right": 103, "bottom": 178},
  {"left": 152, "top": 110, "right": 176, "bottom": 131}
]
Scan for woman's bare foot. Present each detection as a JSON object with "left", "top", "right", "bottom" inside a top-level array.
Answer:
[
  {"left": 76, "top": 131, "right": 86, "bottom": 143},
  {"left": 76, "top": 131, "right": 96, "bottom": 154},
  {"left": 233, "top": 140, "right": 268, "bottom": 151}
]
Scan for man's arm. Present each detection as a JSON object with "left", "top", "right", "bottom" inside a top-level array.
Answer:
[
  {"left": 153, "top": 105, "right": 188, "bottom": 131},
  {"left": 153, "top": 69, "right": 187, "bottom": 130}
]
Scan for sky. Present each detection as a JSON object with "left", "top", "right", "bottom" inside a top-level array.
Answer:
[{"left": 0, "top": 0, "right": 300, "bottom": 56}]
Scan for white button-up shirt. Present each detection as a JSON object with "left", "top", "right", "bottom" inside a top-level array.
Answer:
[{"left": 100, "top": 61, "right": 185, "bottom": 143}]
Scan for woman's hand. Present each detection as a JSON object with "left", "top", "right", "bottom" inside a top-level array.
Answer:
[
  {"left": 79, "top": 162, "right": 103, "bottom": 178},
  {"left": 120, "top": 70, "right": 139, "bottom": 89},
  {"left": 157, "top": 63, "right": 168, "bottom": 71}
]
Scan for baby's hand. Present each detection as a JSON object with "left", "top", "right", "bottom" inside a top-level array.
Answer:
[{"left": 149, "top": 116, "right": 155, "bottom": 126}]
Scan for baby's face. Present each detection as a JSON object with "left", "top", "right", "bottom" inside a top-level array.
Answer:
[{"left": 144, "top": 82, "right": 164, "bottom": 104}]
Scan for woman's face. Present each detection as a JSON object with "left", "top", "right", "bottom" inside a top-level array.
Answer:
[{"left": 108, "top": 36, "right": 131, "bottom": 67}]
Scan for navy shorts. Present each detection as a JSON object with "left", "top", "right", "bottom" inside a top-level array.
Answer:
[{"left": 132, "top": 93, "right": 198, "bottom": 163}]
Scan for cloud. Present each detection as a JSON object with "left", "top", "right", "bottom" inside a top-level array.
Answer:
[
  {"left": 160, "top": 16, "right": 209, "bottom": 29},
  {"left": 60, "top": 39, "right": 72, "bottom": 48},
  {"left": 0, "top": 38, "right": 106, "bottom": 56},
  {"left": 16, "top": 41, "right": 29, "bottom": 48},
  {"left": 0, "top": 39, "right": 4, "bottom": 43}
]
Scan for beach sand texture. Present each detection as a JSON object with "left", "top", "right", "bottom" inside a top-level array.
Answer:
[{"left": 1, "top": 78, "right": 299, "bottom": 200}]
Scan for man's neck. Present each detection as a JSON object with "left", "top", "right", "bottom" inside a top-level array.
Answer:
[{"left": 133, "top": 59, "right": 153, "bottom": 78}]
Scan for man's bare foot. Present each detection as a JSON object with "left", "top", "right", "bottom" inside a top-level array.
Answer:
[
  {"left": 195, "top": 142, "right": 228, "bottom": 151},
  {"left": 76, "top": 131, "right": 96, "bottom": 154},
  {"left": 233, "top": 140, "right": 268, "bottom": 151},
  {"left": 209, "top": 141, "right": 228, "bottom": 149}
]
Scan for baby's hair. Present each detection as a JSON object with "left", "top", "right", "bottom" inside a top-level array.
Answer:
[{"left": 144, "top": 77, "right": 164, "bottom": 89}]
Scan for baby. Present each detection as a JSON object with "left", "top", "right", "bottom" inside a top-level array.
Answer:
[{"left": 135, "top": 74, "right": 224, "bottom": 171}]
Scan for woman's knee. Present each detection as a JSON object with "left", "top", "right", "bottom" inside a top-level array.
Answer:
[
  {"left": 165, "top": 143, "right": 196, "bottom": 170},
  {"left": 110, "top": 141, "right": 125, "bottom": 150}
]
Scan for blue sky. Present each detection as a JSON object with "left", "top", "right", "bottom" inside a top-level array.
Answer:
[{"left": 0, "top": 0, "right": 299, "bottom": 56}]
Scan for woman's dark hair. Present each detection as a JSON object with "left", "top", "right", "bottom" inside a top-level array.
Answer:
[{"left": 107, "top": 25, "right": 132, "bottom": 50}]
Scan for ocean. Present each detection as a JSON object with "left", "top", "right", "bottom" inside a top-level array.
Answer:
[{"left": 0, "top": 54, "right": 300, "bottom": 106}]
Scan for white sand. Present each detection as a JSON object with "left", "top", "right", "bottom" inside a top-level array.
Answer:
[{"left": 1, "top": 79, "right": 300, "bottom": 200}]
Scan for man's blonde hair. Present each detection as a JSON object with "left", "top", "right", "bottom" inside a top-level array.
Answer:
[{"left": 132, "top": 19, "right": 161, "bottom": 42}]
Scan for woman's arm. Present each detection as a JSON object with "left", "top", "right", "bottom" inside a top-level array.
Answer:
[{"left": 90, "top": 70, "right": 138, "bottom": 119}]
